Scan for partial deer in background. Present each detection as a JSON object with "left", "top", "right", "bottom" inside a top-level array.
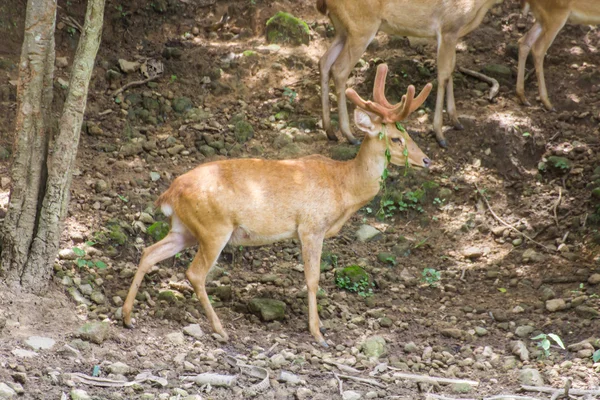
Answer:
[
  {"left": 517, "top": 0, "right": 600, "bottom": 110},
  {"left": 122, "top": 64, "right": 432, "bottom": 347},
  {"left": 317, "top": 0, "right": 502, "bottom": 147}
]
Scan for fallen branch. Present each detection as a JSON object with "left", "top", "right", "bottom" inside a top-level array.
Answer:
[
  {"left": 112, "top": 75, "right": 160, "bottom": 97},
  {"left": 323, "top": 359, "right": 362, "bottom": 374},
  {"left": 424, "top": 394, "right": 476, "bottom": 400},
  {"left": 336, "top": 373, "right": 387, "bottom": 389},
  {"left": 485, "top": 396, "right": 543, "bottom": 400},
  {"left": 521, "top": 384, "right": 600, "bottom": 396},
  {"left": 332, "top": 373, "right": 343, "bottom": 395},
  {"left": 474, "top": 183, "right": 554, "bottom": 253},
  {"left": 390, "top": 371, "right": 479, "bottom": 387},
  {"left": 458, "top": 67, "right": 500, "bottom": 101}
]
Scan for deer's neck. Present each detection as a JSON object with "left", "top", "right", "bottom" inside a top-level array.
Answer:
[{"left": 346, "top": 134, "right": 388, "bottom": 205}]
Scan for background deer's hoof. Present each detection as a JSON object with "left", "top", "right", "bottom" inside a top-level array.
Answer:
[
  {"left": 437, "top": 138, "right": 448, "bottom": 148},
  {"left": 123, "top": 319, "right": 134, "bottom": 329},
  {"left": 318, "top": 340, "right": 329, "bottom": 348},
  {"left": 320, "top": 326, "right": 327, "bottom": 334}
]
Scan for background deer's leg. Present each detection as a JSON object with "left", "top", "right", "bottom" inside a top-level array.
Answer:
[
  {"left": 320, "top": 34, "right": 346, "bottom": 141},
  {"left": 517, "top": 21, "right": 543, "bottom": 106},
  {"left": 531, "top": 10, "right": 570, "bottom": 111},
  {"left": 433, "top": 33, "right": 459, "bottom": 148}
]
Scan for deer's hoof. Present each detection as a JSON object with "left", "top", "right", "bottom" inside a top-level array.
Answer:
[
  {"left": 123, "top": 319, "right": 134, "bottom": 329},
  {"left": 320, "top": 326, "right": 327, "bottom": 335},
  {"left": 318, "top": 340, "right": 329, "bottom": 348},
  {"left": 438, "top": 139, "right": 448, "bottom": 148}
]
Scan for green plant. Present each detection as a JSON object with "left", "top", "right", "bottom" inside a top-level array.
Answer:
[
  {"left": 593, "top": 349, "right": 600, "bottom": 363},
  {"left": 117, "top": 194, "right": 128, "bottom": 203},
  {"left": 433, "top": 197, "right": 444, "bottom": 206},
  {"left": 67, "top": 26, "right": 76, "bottom": 36},
  {"left": 421, "top": 268, "right": 441, "bottom": 287},
  {"left": 170, "top": 75, "right": 178, "bottom": 84},
  {"left": 531, "top": 333, "right": 565, "bottom": 358},
  {"left": 147, "top": 221, "right": 170, "bottom": 242},
  {"left": 282, "top": 87, "right": 297, "bottom": 104},
  {"left": 335, "top": 276, "right": 374, "bottom": 297},
  {"left": 72, "top": 243, "right": 107, "bottom": 270}
]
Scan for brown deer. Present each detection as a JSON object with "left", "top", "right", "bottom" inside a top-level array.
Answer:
[
  {"left": 317, "top": 0, "right": 503, "bottom": 148},
  {"left": 517, "top": 0, "right": 600, "bottom": 110},
  {"left": 123, "top": 64, "right": 432, "bottom": 347}
]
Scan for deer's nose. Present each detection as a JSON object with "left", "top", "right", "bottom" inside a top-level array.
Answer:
[{"left": 423, "top": 157, "right": 432, "bottom": 168}]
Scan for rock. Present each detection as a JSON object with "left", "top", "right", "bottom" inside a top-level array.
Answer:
[
  {"left": 166, "top": 331, "right": 185, "bottom": 345},
  {"left": 67, "top": 287, "right": 92, "bottom": 305},
  {"left": 451, "top": 382, "right": 474, "bottom": 394},
  {"left": 120, "top": 141, "right": 144, "bottom": 157},
  {"left": 515, "top": 325, "right": 535, "bottom": 338},
  {"left": 90, "top": 291, "right": 106, "bottom": 305},
  {"left": 342, "top": 390, "right": 362, "bottom": 400},
  {"left": 519, "top": 368, "right": 544, "bottom": 386},
  {"left": 482, "top": 64, "right": 512, "bottom": 80},
  {"left": 270, "top": 353, "right": 288, "bottom": 368},
  {"left": 522, "top": 248, "right": 545, "bottom": 263},
  {"left": 474, "top": 327, "right": 488, "bottom": 336},
  {"left": 108, "top": 361, "right": 131, "bottom": 375},
  {"left": 265, "top": 12, "right": 310, "bottom": 46},
  {"left": 77, "top": 321, "right": 110, "bottom": 344},
  {"left": 588, "top": 273, "right": 600, "bottom": 285},
  {"left": 0, "top": 383, "right": 16, "bottom": 398},
  {"left": 296, "top": 387, "right": 313, "bottom": 399},
  {"left": 234, "top": 120, "right": 254, "bottom": 143},
  {"left": 118, "top": 59, "right": 140, "bottom": 74},
  {"left": 546, "top": 298, "right": 567, "bottom": 312},
  {"left": 404, "top": 342, "right": 419, "bottom": 353},
  {"left": 198, "top": 145, "right": 216, "bottom": 157},
  {"left": 70, "top": 389, "right": 92, "bottom": 400},
  {"left": 547, "top": 156, "right": 572, "bottom": 171},
  {"left": 502, "top": 356, "right": 518, "bottom": 371},
  {"left": 79, "top": 284, "right": 93, "bottom": 296},
  {"left": 361, "top": 336, "right": 387, "bottom": 359},
  {"left": 183, "top": 324, "right": 204, "bottom": 339},
  {"left": 355, "top": 225, "right": 382, "bottom": 242},
  {"left": 441, "top": 328, "right": 466, "bottom": 339},
  {"left": 510, "top": 340, "right": 529, "bottom": 361},
  {"left": 25, "top": 336, "right": 55, "bottom": 350},
  {"left": 330, "top": 144, "right": 359, "bottom": 161},
  {"left": 172, "top": 97, "right": 193, "bottom": 113},
  {"left": 11, "top": 348, "right": 38, "bottom": 358},
  {"left": 463, "top": 246, "right": 483, "bottom": 259},
  {"left": 59, "top": 248, "right": 78, "bottom": 260},
  {"left": 248, "top": 298, "right": 287, "bottom": 321},
  {"left": 575, "top": 305, "right": 600, "bottom": 319}
]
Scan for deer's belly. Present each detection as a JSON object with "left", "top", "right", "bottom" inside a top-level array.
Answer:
[{"left": 228, "top": 226, "right": 298, "bottom": 247}]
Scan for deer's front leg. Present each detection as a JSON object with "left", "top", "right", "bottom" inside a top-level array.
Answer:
[{"left": 299, "top": 231, "right": 327, "bottom": 348}]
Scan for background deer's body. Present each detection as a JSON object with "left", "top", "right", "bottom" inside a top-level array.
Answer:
[
  {"left": 122, "top": 64, "right": 431, "bottom": 347},
  {"left": 318, "top": 0, "right": 502, "bottom": 147},
  {"left": 517, "top": 0, "right": 600, "bottom": 110}
]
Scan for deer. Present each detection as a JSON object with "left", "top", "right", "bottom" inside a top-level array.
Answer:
[
  {"left": 516, "top": 0, "right": 600, "bottom": 110},
  {"left": 122, "top": 64, "right": 432, "bottom": 348},
  {"left": 317, "top": 0, "right": 503, "bottom": 148}
]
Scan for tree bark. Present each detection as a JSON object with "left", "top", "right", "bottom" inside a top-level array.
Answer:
[
  {"left": 0, "top": 0, "right": 57, "bottom": 285},
  {"left": 1, "top": 0, "right": 106, "bottom": 293}
]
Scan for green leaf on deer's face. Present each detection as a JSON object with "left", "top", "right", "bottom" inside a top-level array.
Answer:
[{"left": 395, "top": 122, "right": 406, "bottom": 133}]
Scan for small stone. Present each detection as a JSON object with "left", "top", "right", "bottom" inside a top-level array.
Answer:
[
  {"left": 25, "top": 336, "right": 56, "bottom": 350},
  {"left": 515, "top": 325, "right": 535, "bottom": 338},
  {"left": 588, "top": 273, "right": 600, "bottom": 285},
  {"left": 546, "top": 298, "right": 567, "bottom": 312},
  {"left": 474, "top": 327, "right": 488, "bottom": 336},
  {"left": 248, "top": 298, "right": 287, "bottom": 322},
  {"left": 118, "top": 59, "right": 140, "bottom": 74},
  {"left": 296, "top": 387, "right": 313, "bottom": 400},
  {"left": 361, "top": 336, "right": 387, "bottom": 359},
  {"left": 58, "top": 248, "right": 78, "bottom": 260},
  {"left": 441, "top": 328, "right": 466, "bottom": 339},
  {"left": 519, "top": 368, "right": 544, "bottom": 386},
  {"left": 355, "top": 225, "right": 382, "bottom": 242},
  {"left": 575, "top": 305, "right": 600, "bottom": 319},
  {"left": 0, "top": 383, "right": 17, "bottom": 398},
  {"left": 404, "top": 342, "right": 419, "bottom": 353},
  {"left": 11, "top": 348, "right": 38, "bottom": 358},
  {"left": 108, "top": 361, "right": 130, "bottom": 375},
  {"left": 183, "top": 324, "right": 204, "bottom": 339},
  {"left": 270, "top": 353, "right": 288, "bottom": 368},
  {"left": 70, "top": 388, "right": 92, "bottom": 400},
  {"left": 452, "top": 382, "right": 474, "bottom": 394},
  {"left": 90, "top": 291, "right": 106, "bottom": 305},
  {"left": 342, "top": 390, "right": 362, "bottom": 400},
  {"left": 463, "top": 247, "right": 483, "bottom": 259},
  {"left": 77, "top": 321, "right": 110, "bottom": 344},
  {"left": 166, "top": 331, "right": 185, "bottom": 345},
  {"left": 510, "top": 340, "right": 529, "bottom": 361}
]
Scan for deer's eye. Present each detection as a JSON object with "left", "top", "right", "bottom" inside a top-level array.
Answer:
[{"left": 391, "top": 137, "right": 402, "bottom": 143}]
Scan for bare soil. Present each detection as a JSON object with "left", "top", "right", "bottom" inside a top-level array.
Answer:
[{"left": 1, "top": 0, "right": 599, "bottom": 399}]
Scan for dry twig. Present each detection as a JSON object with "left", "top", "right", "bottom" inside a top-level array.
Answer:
[
  {"left": 336, "top": 373, "right": 387, "bottom": 389},
  {"left": 474, "top": 183, "right": 554, "bottom": 252},
  {"left": 521, "top": 384, "right": 600, "bottom": 397},
  {"left": 112, "top": 75, "right": 160, "bottom": 97},
  {"left": 552, "top": 187, "right": 562, "bottom": 227},
  {"left": 458, "top": 67, "right": 499, "bottom": 101},
  {"left": 390, "top": 371, "right": 479, "bottom": 387}
]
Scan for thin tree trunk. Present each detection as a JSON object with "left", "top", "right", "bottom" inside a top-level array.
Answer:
[
  {"left": 1, "top": 0, "right": 105, "bottom": 293},
  {"left": 0, "top": 0, "right": 57, "bottom": 284},
  {"left": 21, "top": 0, "right": 106, "bottom": 291}
]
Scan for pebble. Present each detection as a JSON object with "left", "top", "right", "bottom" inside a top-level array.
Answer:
[
  {"left": 25, "top": 336, "right": 55, "bottom": 350},
  {"left": 166, "top": 331, "right": 185, "bottom": 345},
  {"left": 0, "top": 383, "right": 16, "bottom": 398},
  {"left": 108, "top": 361, "right": 131, "bottom": 375},
  {"left": 546, "top": 298, "right": 567, "bottom": 312},
  {"left": 342, "top": 390, "right": 362, "bottom": 400},
  {"left": 182, "top": 324, "right": 204, "bottom": 340},
  {"left": 588, "top": 273, "right": 600, "bottom": 285},
  {"left": 519, "top": 368, "right": 544, "bottom": 386},
  {"left": 355, "top": 225, "right": 382, "bottom": 242}
]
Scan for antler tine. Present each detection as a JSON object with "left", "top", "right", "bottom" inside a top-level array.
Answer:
[
  {"left": 346, "top": 88, "right": 390, "bottom": 117},
  {"left": 386, "top": 85, "right": 415, "bottom": 122},
  {"left": 373, "top": 64, "right": 394, "bottom": 108},
  {"left": 408, "top": 83, "right": 433, "bottom": 114}
]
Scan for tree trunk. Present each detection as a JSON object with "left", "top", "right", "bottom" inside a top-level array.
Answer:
[
  {"left": 1, "top": 0, "right": 106, "bottom": 293},
  {"left": 0, "top": 0, "right": 57, "bottom": 286}
]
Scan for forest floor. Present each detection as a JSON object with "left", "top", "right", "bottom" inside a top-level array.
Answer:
[{"left": 0, "top": 0, "right": 600, "bottom": 399}]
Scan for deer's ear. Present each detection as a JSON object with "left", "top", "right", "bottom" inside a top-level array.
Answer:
[{"left": 354, "top": 108, "right": 382, "bottom": 137}]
